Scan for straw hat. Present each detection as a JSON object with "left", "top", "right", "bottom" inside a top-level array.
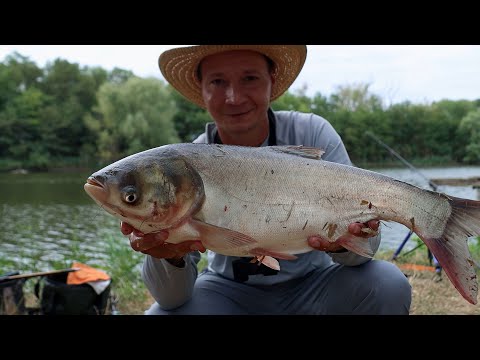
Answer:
[{"left": 159, "top": 45, "right": 307, "bottom": 108}]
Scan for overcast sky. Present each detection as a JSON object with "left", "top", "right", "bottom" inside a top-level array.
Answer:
[{"left": 1, "top": 45, "right": 479, "bottom": 105}]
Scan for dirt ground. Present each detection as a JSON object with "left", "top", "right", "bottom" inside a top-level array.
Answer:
[{"left": 405, "top": 269, "right": 480, "bottom": 315}]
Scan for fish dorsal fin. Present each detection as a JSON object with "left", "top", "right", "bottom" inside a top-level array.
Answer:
[{"left": 270, "top": 145, "right": 325, "bottom": 160}]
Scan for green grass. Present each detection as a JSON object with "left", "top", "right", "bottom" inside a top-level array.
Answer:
[{"left": 3, "top": 234, "right": 480, "bottom": 315}]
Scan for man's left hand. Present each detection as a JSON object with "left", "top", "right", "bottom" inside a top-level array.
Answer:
[{"left": 308, "top": 220, "right": 380, "bottom": 253}]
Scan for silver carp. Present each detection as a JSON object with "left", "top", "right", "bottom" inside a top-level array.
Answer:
[{"left": 84, "top": 143, "right": 479, "bottom": 304}]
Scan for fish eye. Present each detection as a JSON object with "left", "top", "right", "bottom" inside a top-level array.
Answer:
[{"left": 121, "top": 186, "right": 138, "bottom": 204}]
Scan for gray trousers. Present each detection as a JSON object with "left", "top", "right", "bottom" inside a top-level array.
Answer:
[{"left": 145, "top": 260, "right": 411, "bottom": 315}]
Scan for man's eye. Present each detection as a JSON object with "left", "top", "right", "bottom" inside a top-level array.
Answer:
[
  {"left": 244, "top": 76, "right": 258, "bottom": 81},
  {"left": 211, "top": 79, "right": 225, "bottom": 85}
]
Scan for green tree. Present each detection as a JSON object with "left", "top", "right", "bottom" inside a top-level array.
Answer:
[
  {"left": 432, "top": 100, "right": 477, "bottom": 162},
  {"left": 330, "top": 83, "right": 384, "bottom": 112},
  {"left": 0, "top": 87, "right": 51, "bottom": 169},
  {"left": 38, "top": 59, "right": 108, "bottom": 160},
  {"left": 170, "top": 88, "right": 211, "bottom": 142},
  {"left": 272, "top": 87, "right": 315, "bottom": 113},
  {"left": 108, "top": 68, "right": 135, "bottom": 84},
  {"left": 457, "top": 109, "right": 480, "bottom": 163},
  {"left": 85, "top": 77, "right": 179, "bottom": 163},
  {"left": 0, "top": 52, "right": 43, "bottom": 109}
]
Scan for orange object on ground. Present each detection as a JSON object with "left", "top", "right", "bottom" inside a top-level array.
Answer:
[
  {"left": 397, "top": 263, "right": 436, "bottom": 272},
  {"left": 67, "top": 262, "right": 110, "bottom": 285}
]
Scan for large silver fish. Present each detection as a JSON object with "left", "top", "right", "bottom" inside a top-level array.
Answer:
[{"left": 84, "top": 143, "right": 479, "bottom": 304}]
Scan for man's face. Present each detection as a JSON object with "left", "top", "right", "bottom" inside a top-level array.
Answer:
[{"left": 200, "top": 50, "right": 274, "bottom": 136}]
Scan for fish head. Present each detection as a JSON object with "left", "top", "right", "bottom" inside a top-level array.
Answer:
[{"left": 84, "top": 149, "right": 205, "bottom": 233}]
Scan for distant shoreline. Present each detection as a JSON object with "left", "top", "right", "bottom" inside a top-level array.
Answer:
[{"left": 1, "top": 160, "right": 469, "bottom": 174}]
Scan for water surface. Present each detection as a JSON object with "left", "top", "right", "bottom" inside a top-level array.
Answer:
[{"left": 1, "top": 166, "right": 479, "bottom": 272}]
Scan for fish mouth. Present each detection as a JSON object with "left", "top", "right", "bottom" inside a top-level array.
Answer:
[
  {"left": 84, "top": 176, "right": 108, "bottom": 202},
  {"left": 86, "top": 177, "right": 104, "bottom": 188}
]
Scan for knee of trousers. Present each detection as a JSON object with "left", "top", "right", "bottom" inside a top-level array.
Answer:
[
  {"left": 144, "top": 302, "right": 173, "bottom": 315},
  {"left": 360, "top": 260, "right": 412, "bottom": 306}
]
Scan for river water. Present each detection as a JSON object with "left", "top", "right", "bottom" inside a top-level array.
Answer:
[{"left": 1, "top": 166, "right": 479, "bottom": 272}]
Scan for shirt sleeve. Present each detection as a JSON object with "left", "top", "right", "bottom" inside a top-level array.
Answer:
[{"left": 141, "top": 251, "right": 202, "bottom": 310}]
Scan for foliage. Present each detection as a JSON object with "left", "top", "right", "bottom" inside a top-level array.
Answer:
[
  {"left": 85, "top": 77, "right": 180, "bottom": 163},
  {"left": 101, "top": 234, "right": 148, "bottom": 307},
  {"left": 457, "top": 109, "right": 480, "bottom": 163},
  {"left": 170, "top": 87, "right": 212, "bottom": 142},
  {"left": 1, "top": 51, "right": 480, "bottom": 171}
]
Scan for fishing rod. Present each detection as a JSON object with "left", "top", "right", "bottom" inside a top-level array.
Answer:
[
  {"left": 364, "top": 131, "right": 440, "bottom": 261},
  {"left": 366, "top": 132, "right": 480, "bottom": 270},
  {"left": 364, "top": 131, "right": 438, "bottom": 191},
  {"left": 0, "top": 268, "right": 80, "bottom": 283}
]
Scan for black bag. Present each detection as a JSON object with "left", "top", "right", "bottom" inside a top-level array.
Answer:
[
  {"left": 0, "top": 272, "right": 26, "bottom": 315},
  {"left": 35, "top": 272, "right": 111, "bottom": 315}
]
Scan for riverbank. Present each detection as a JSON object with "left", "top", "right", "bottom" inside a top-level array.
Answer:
[
  {"left": 119, "top": 249, "right": 480, "bottom": 315},
  {"left": 106, "top": 245, "right": 480, "bottom": 315},
  {"left": 11, "top": 247, "right": 480, "bottom": 315}
]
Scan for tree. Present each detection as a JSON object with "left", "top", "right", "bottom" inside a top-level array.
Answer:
[
  {"left": 108, "top": 68, "right": 135, "bottom": 84},
  {"left": 85, "top": 77, "right": 180, "bottom": 163},
  {"left": 272, "top": 88, "right": 315, "bottom": 113},
  {"left": 0, "top": 87, "right": 51, "bottom": 169},
  {"left": 457, "top": 109, "right": 480, "bottom": 163},
  {"left": 170, "top": 87, "right": 211, "bottom": 142},
  {"left": 0, "top": 52, "right": 42, "bottom": 108},
  {"left": 330, "top": 82, "right": 384, "bottom": 112}
]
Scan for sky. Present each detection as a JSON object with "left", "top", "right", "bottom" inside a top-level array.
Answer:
[{"left": 1, "top": 45, "right": 479, "bottom": 105}]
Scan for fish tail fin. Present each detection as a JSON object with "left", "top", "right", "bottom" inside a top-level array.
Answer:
[{"left": 419, "top": 196, "right": 479, "bottom": 305}]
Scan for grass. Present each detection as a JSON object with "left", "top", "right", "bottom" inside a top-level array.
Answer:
[
  {"left": 3, "top": 236, "right": 480, "bottom": 315},
  {"left": 0, "top": 234, "right": 150, "bottom": 315},
  {"left": 121, "top": 244, "right": 480, "bottom": 315},
  {"left": 376, "top": 236, "right": 480, "bottom": 315}
]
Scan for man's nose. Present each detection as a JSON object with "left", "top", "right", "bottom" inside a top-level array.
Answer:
[{"left": 225, "top": 84, "right": 245, "bottom": 104}]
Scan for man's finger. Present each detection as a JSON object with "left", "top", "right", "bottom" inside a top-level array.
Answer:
[
  {"left": 120, "top": 221, "right": 133, "bottom": 235},
  {"left": 347, "top": 222, "right": 364, "bottom": 236},
  {"left": 367, "top": 220, "right": 380, "bottom": 231}
]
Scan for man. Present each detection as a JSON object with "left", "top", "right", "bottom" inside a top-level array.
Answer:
[{"left": 121, "top": 45, "right": 412, "bottom": 314}]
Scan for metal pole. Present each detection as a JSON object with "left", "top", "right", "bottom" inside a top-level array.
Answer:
[{"left": 391, "top": 231, "right": 413, "bottom": 260}]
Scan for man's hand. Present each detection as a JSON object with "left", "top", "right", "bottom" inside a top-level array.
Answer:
[
  {"left": 120, "top": 222, "right": 206, "bottom": 260},
  {"left": 308, "top": 220, "right": 380, "bottom": 253}
]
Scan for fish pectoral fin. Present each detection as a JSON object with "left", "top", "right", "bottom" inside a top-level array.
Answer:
[
  {"left": 249, "top": 248, "right": 300, "bottom": 271},
  {"left": 189, "top": 219, "right": 257, "bottom": 251},
  {"left": 336, "top": 235, "right": 375, "bottom": 258},
  {"left": 256, "top": 256, "right": 280, "bottom": 271},
  {"left": 270, "top": 145, "right": 325, "bottom": 160},
  {"left": 249, "top": 247, "right": 298, "bottom": 261}
]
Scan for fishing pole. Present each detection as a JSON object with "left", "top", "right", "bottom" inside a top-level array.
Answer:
[
  {"left": 364, "top": 131, "right": 439, "bottom": 261},
  {"left": 0, "top": 268, "right": 80, "bottom": 283},
  {"left": 364, "top": 131, "right": 438, "bottom": 191},
  {"left": 365, "top": 131, "right": 480, "bottom": 270}
]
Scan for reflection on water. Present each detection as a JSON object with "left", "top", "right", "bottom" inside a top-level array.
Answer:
[
  {"left": 1, "top": 203, "right": 118, "bottom": 271},
  {"left": 1, "top": 167, "right": 480, "bottom": 271},
  {"left": 0, "top": 173, "right": 121, "bottom": 272}
]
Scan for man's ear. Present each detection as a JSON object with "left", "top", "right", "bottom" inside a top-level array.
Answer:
[
  {"left": 270, "top": 73, "right": 276, "bottom": 86},
  {"left": 269, "top": 73, "right": 276, "bottom": 100}
]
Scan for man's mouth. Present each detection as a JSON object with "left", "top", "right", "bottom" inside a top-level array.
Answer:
[{"left": 226, "top": 109, "right": 253, "bottom": 117}]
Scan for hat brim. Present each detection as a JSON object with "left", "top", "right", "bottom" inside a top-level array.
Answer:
[{"left": 159, "top": 45, "right": 307, "bottom": 108}]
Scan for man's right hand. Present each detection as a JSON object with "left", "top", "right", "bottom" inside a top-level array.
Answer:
[{"left": 120, "top": 221, "right": 206, "bottom": 260}]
